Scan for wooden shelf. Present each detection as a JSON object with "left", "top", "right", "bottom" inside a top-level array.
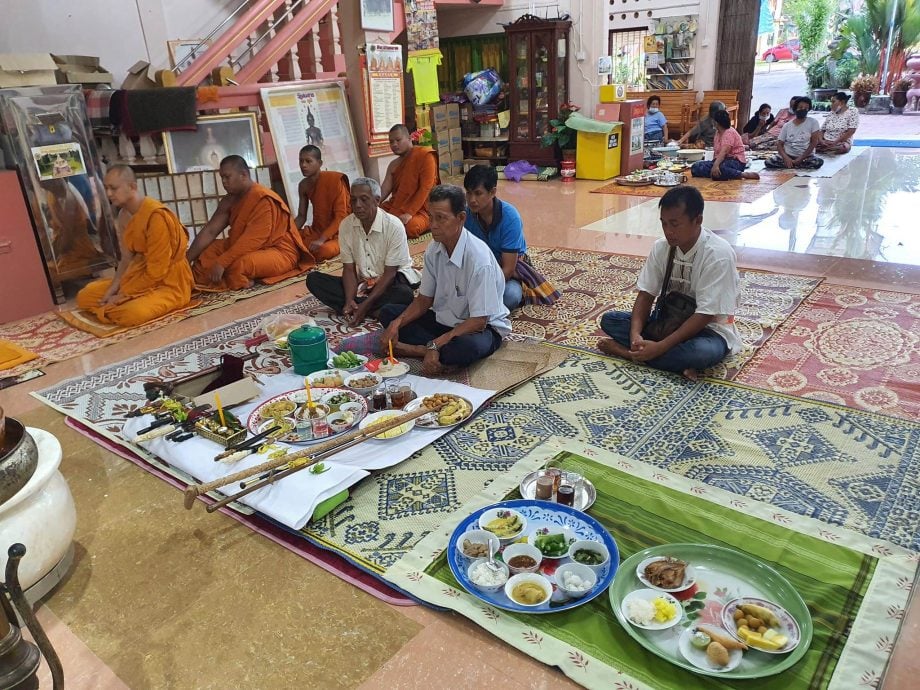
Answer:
[{"left": 462, "top": 135, "right": 509, "bottom": 142}]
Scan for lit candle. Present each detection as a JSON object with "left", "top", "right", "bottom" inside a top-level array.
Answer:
[
  {"left": 215, "top": 393, "right": 226, "bottom": 427},
  {"left": 305, "top": 377, "right": 314, "bottom": 409}
]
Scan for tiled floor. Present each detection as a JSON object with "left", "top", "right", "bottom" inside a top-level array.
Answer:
[{"left": 3, "top": 147, "right": 919, "bottom": 688}]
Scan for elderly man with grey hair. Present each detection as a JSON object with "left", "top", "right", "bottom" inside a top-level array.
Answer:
[
  {"left": 677, "top": 101, "right": 727, "bottom": 148},
  {"left": 306, "top": 176, "right": 419, "bottom": 325}
]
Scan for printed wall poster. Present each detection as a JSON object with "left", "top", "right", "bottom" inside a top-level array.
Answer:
[
  {"left": 630, "top": 116, "right": 645, "bottom": 155},
  {"left": 361, "top": 0, "right": 395, "bottom": 32},
  {"left": 367, "top": 44, "right": 404, "bottom": 135},
  {"left": 31, "top": 142, "right": 86, "bottom": 180}
]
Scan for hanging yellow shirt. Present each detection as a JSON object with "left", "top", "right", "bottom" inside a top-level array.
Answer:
[{"left": 407, "top": 50, "right": 442, "bottom": 105}]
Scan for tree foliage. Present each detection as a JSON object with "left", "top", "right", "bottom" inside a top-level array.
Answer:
[
  {"left": 863, "top": 0, "right": 920, "bottom": 89},
  {"left": 786, "top": 0, "right": 836, "bottom": 62}
]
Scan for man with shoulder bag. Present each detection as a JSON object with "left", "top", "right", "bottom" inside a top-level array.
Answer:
[{"left": 597, "top": 186, "right": 741, "bottom": 379}]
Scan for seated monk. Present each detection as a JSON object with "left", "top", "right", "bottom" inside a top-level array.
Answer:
[
  {"left": 187, "top": 155, "right": 313, "bottom": 290},
  {"left": 294, "top": 145, "right": 350, "bottom": 262},
  {"left": 379, "top": 124, "right": 439, "bottom": 239},
  {"left": 76, "top": 165, "right": 193, "bottom": 326},
  {"left": 43, "top": 178, "right": 105, "bottom": 278}
]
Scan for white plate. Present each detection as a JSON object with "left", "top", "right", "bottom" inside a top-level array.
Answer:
[
  {"left": 376, "top": 361, "right": 410, "bottom": 379},
  {"left": 529, "top": 527, "right": 577, "bottom": 560},
  {"left": 306, "top": 368, "right": 349, "bottom": 387},
  {"left": 677, "top": 627, "right": 743, "bottom": 673},
  {"left": 327, "top": 352, "right": 368, "bottom": 372},
  {"left": 403, "top": 395, "right": 474, "bottom": 428},
  {"left": 720, "top": 596, "right": 801, "bottom": 654},
  {"left": 620, "top": 589, "right": 683, "bottom": 630},
  {"left": 359, "top": 411, "right": 415, "bottom": 439},
  {"left": 636, "top": 556, "right": 696, "bottom": 592}
]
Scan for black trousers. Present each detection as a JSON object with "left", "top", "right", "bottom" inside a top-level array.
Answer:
[
  {"left": 306, "top": 271, "right": 415, "bottom": 315},
  {"left": 378, "top": 305, "right": 503, "bottom": 367}
]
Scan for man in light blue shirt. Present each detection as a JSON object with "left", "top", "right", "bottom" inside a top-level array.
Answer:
[{"left": 380, "top": 185, "right": 510, "bottom": 375}]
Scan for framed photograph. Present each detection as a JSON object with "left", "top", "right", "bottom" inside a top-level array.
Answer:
[
  {"left": 168, "top": 39, "right": 212, "bottom": 73},
  {"left": 163, "top": 113, "right": 263, "bottom": 174},
  {"left": 361, "top": 0, "right": 395, "bottom": 32}
]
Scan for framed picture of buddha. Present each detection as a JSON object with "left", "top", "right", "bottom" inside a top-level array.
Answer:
[{"left": 162, "top": 113, "right": 263, "bottom": 174}]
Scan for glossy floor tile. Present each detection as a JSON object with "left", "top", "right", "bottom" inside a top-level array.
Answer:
[{"left": 5, "top": 149, "right": 920, "bottom": 688}]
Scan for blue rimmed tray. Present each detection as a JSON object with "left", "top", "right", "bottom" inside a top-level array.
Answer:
[{"left": 446, "top": 499, "right": 619, "bottom": 614}]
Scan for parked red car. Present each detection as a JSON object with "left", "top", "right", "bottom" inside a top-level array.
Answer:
[{"left": 762, "top": 39, "right": 801, "bottom": 62}]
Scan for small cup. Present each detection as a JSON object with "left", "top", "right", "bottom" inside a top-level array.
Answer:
[
  {"left": 467, "top": 558, "right": 509, "bottom": 594},
  {"left": 504, "top": 573, "right": 552, "bottom": 607},
  {"left": 501, "top": 543, "right": 542, "bottom": 574},
  {"left": 555, "top": 562, "right": 598, "bottom": 599},
  {"left": 390, "top": 382, "right": 414, "bottom": 408}
]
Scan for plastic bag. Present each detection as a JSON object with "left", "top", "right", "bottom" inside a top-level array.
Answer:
[
  {"left": 463, "top": 69, "right": 503, "bottom": 106},
  {"left": 503, "top": 160, "right": 539, "bottom": 182},
  {"left": 260, "top": 313, "right": 315, "bottom": 340}
]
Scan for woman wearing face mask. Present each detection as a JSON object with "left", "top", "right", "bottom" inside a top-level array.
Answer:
[
  {"left": 764, "top": 96, "right": 824, "bottom": 170},
  {"left": 644, "top": 96, "right": 669, "bottom": 143},
  {"left": 690, "top": 110, "right": 761, "bottom": 181},
  {"left": 749, "top": 96, "right": 799, "bottom": 150},
  {"left": 816, "top": 92, "right": 859, "bottom": 154},
  {"left": 741, "top": 103, "right": 774, "bottom": 145}
]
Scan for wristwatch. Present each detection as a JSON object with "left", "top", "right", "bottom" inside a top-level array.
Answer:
[{"left": 425, "top": 340, "right": 440, "bottom": 352}]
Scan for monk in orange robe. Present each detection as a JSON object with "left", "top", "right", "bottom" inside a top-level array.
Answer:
[
  {"left": 188, "top": 155, "right": 314, "bottom": 290},
  {"left": 294, "top": 145, "right": 350, "bottom": 262},
  {"left": 76, "top": 166, "right": 193, "bottom": 326},
  {"left": 44, "top": 179, "right": 105, "bottom": 278},
  {"left": 380, "top": 124, "right": 439, "bottom": 239}
]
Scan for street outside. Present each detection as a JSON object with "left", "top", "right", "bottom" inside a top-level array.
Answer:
[{"left": 752, "top": 60, "right": 920, "bottom": 141}]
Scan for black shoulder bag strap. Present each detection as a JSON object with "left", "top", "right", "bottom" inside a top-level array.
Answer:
[{"left": 653, "top": 245, "right": 678, "bottom": 316}]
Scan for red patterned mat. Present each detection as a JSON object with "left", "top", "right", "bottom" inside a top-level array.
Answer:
[
  {"left": 514, "top": 248, "right": 823, "bottom": 380},
  {"left": 734, "top": 284, "right": 920, "bottom": 420},
  {"left": 590, "top": 172, "right": 794, "bottom": 203}
]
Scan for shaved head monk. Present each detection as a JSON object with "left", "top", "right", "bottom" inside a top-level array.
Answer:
[
  {"left": 294, "top": 145, "right": 351, "bottom": 262},
  {"left": 187, "top": 155, "right": 314, "bottom": 290},
  {"left": 379, "top": 123, "right": 440, "bottom": 239},
  {"left": 76, "top": 165, "right": 193, "bottom": 326}
]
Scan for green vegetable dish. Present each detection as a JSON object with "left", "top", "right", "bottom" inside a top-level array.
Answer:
[
  {"left": 533, "top": 532, "right": 569, "bottom": 557},
  {"left": 332, "top": 351, "right": 362, "bottom": 368},
  {"left": 573, "top": 548, "right": 604, "bottom": 565}
]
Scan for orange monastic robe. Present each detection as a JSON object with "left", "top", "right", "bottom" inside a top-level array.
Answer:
[
  {"left": 76, "top": 197, "right": 193, "bottom": 326},
  {"left": 380, "top": 146, "right": 439, "bottom": 239},
  {"left": 193, "top": 183, "right": 313, "bottom": 290},
  {"left": 301, "top": 171, "right": 351, "bottom": 261},
  {"left": 46, "top": 186, "right": 104, "bottom": 278}
]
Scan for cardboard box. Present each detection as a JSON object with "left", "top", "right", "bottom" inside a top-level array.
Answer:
[
  {"left": 433, "top": 129, "right": 450, "bottom": 151},
  {"left": 429, "top": 104, "right": 449, "bottom": 131},
  {"left": 446, "top": 103, "right": 461, "bottom": 129},
  {"left": 122, "top": 60, "right": 158, "bottom": 89},
  {"left": 448, "top": 127, "right": 463, "bottom": 151},
  {"left": 595, "top": 103, "right": 621, "bottom": 122},
  {"left": 53, "top": 54, "right": 113, "bottom": 85},
  {"left": 599, "top": 83, "right": 627, "bottom": 102},
  {"left": 449, "top": 149, "right": 464, "bottom": 177},
  {"left": 0, "top": 53, "right": 57, "bottom": 88},
  {"left": 438, "top": 150, "right": 451, "bottom": 176}
]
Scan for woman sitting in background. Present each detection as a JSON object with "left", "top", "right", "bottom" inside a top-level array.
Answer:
[
  {"left": 749, "top": 96, "right": 799, "bottom": 150},
  {"left": 644, "top": 95, "right": 669, "bottom": 142},
  {"left": 677, "top": 101, "right": 725, "bottom": 148},
  {"left": 741, "top": 103, "right": 774, "bottom": 145},
  {"left": 816, "top": 92, "right": 859, "bottom": 154},
  {"left": 690, "top": 110, "right": 760, "bottom": 181}
]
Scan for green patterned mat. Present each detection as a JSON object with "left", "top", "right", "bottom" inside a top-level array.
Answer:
[{"left": 386, "top": 440, "right": 917, "bottom": 689}]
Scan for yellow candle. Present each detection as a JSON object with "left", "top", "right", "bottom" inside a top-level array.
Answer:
[
  {"left": 305, "top": 377, "right": 314, "bottom": 408},
  {"left": 215, "top": 393, "right": 226, "bottom": 427},
  {"left": 388, "top": 339, "right": 395, "bottom": 362}
]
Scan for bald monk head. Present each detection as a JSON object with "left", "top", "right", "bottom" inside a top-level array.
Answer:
[
  {"left": 103, "top": 164, "right": 144, "bottom": 214},
  {"left": 219, "top": 155, "right": 254, "bottom": 197},
  {"left": 299, "top": 144, "right": 323, "bottom": 181},
  {"left": 388, "top": 124, "right": 413, "bottom": 157}
]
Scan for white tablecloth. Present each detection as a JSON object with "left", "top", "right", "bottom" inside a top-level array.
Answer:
[{"left": 123, "top": 373, "right": 495, "bottom": 529}]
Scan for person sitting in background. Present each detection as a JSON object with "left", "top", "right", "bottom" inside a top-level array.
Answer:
[
  {"left": 188, "top": 156, "right": 313, "bottom": 290},
  {"left": 597, "top": 186, "right": 741, "bottom": 379},
  {"left": 749, "top": 96, "right": 798, "bottom": 150},
  {"left": 294, "top": 145, "right": 350, "bottom": 261},
  {"left": 816, "top": 92, "right": 859, "bottom": 155},
  {"left": 690, "top": 110, "right": 760, "bottom": 181},
  {"left": 306, "top": 177, "right": 418, "bottom": 326},
  {"left": 741, "top": 103, "right": 774, "bottom": 145},
  {"left": 644, "top": 96, "right": 669, "bottom": 142},
  {"left": 462, "top": 165, "right": 559, "bottom": 311},
  {"left": 380, "top": 124, "right": 439, "bottom": 239},
  {"left": 379, "top": 185, "right": 510, "bottom": 375},
  {"left": 764, "top": 96, "right": 823, "bottom": 170},
  {"left": 77, "top": 165, "right": 193, "bottom": 326},
  {"left": 678, "top": 101, "right": 725, "bottom": 148}
]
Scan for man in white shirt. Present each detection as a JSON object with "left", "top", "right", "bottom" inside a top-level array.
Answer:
[
  {"left": 765, "top": 96, "right": 824, "bottom": 170},
  {"left": 306, "top": 177, "right": 419, "bottom": 326},
  {"left": 597, "top": 186, "right": 741, "bottom": 379},
  {"left": 380, "top": 184, "right": 510, "bottom": 375}
]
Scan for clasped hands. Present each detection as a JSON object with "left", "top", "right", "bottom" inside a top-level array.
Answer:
[{"left": 625, "top": 334, "right": 666, "bottom": 362}]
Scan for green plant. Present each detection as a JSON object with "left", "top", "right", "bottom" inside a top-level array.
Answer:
[
  {"left": 851, "top": 73, "right": 880, "bottom": 93},
  {"left": 539, "top": 103, "right": 580, "bottom": 150},
  {"left": 833, "top": 54, "right": 861, "bottom": 88},
  {"left": 812, "top": 100, "right": 832, "bottom": 111},
  {"left": 805, "top": 56, "right": 831, "bottom": 89},
  {"left": 786, "top": 0, "right": 837, "bottom": 62},
  {"left": 842, "top": 14, "right": 882, "bottom": 75},
  {"left": 894, "top": 76, "right": 913, "bottom": 90},
  {"left": 864, "top": 0, "right": 920, "bottom": 90}
]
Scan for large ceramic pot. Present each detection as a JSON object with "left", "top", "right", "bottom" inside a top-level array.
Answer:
[
  {"left": 0, "top": 417, "right": 38, "bottom": 505},
  {"left": 891, "top": 90, "right": 908, "bottom": 108},
  {"left": 853, "top": 91, "right": 871, "bottom": 108},
  {"left": 0, "top": 428, "right": 75, "bottom": 591}
]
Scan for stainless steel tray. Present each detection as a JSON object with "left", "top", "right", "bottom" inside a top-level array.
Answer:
[{"left": 519, "top": 470, "right": 596, "bottom": 511}]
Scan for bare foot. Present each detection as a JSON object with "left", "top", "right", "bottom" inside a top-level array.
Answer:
[
  {"left": 741, "top": 171, "right": 760, "bottom": 180},
  {"left": 393, "top": 341, "right": 426, "bottom": 358},
  {"left": 682, "top": 368, "right": 700, "bottom": 381},
  {"left": 597, "top": 338, "right": 633, "bottom": 360}
]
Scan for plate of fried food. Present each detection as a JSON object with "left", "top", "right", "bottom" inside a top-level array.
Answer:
[
  {"left": 610, "top": 543, "right": 812, "bottom": 679},
  {"left": 403, "top": 393, "right": 474, "bottom": 428}
]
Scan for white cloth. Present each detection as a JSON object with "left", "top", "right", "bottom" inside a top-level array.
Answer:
[
  {"left": 821, "top": 107, "right": 859, "bottom": 141},
  {"left": 420, "top": 229, "right": 512, "bottom": 336},
  {"left": 123, "top": 372, "right": 495, "bottom": 530},
  {"left": 778, "top": 117, "right": 821, "bottom": 158},
  {"left": 636, "top": 228, "right": 742, "bottom": 355},
  {"left": 338, "top": 208, "right": 420, "bottom": 285}
]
